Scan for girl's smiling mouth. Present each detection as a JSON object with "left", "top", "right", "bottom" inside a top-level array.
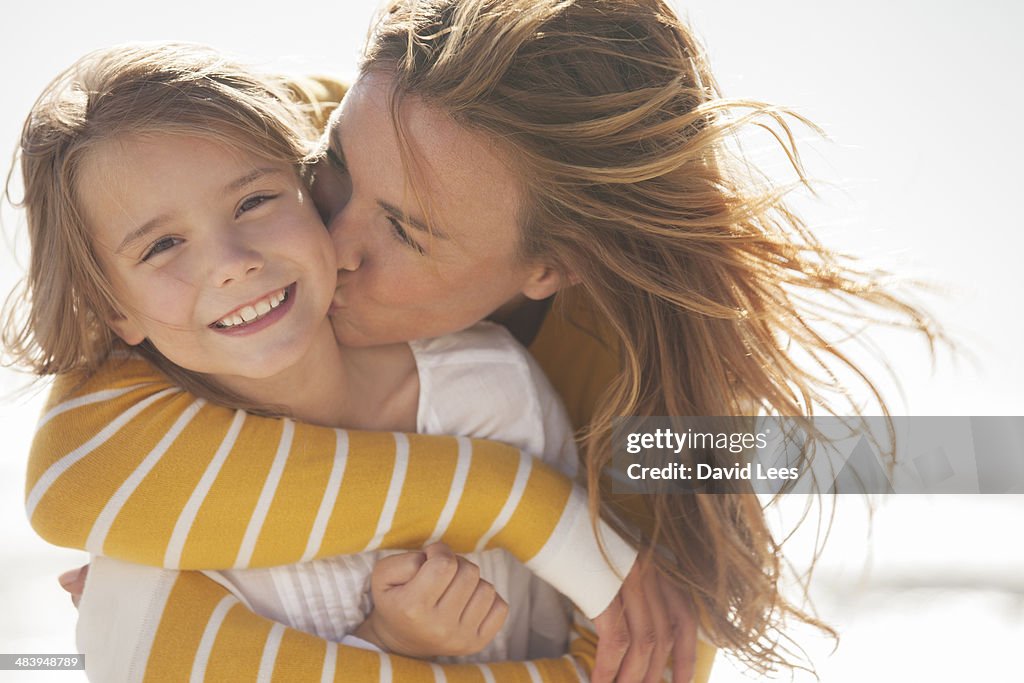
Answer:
[{"left": 210, "top": 284, "right": 294, "bottom": 334}]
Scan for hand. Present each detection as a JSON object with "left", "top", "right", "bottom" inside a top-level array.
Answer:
[
  {"left": 354, "top": 543, "right": 509, "bottom": 659},
  {"left": 58, "top": 564, "right": 90, "bottom": 608},
  {"left": 591, "top": 557, "right": 697, "bottom": 683}
]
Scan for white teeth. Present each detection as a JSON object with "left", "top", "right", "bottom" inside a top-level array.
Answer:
[
  {"left": 240, "top": 306, "right": 258, "bottom": 323},
  {"left": 214, "top": 288, "right": 288, "bottom": 329}
]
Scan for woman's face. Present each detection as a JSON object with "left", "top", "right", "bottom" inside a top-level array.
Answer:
[{"left": 314, "top": 72, "right": 563, "bottom": 347}]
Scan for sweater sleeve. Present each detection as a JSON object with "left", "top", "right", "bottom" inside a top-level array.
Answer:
[
  {"left": 78, "top": 556, "right": 597, "bottom": 682},
  {"left": 26, "top": 357, "right": 635, "bottom": 619}
]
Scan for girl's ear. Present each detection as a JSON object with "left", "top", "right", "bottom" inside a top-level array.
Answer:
[
  {"left": 521, "top": 264, "right": 579, "bottom": 301},
  {"left": 108, "top": 312, "right": 145, "bottom": 346}
]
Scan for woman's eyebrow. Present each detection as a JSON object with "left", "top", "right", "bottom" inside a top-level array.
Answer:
[
  {"left": 377, "top": 200, "right": 449, "bottom": 239},
  {"left": 331, "top": 120, "right": 450, "bottom": 240}
]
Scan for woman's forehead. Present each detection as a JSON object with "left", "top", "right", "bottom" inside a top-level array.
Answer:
[{"left": 331, "top": 73, "right": 523, "bottom": 248}]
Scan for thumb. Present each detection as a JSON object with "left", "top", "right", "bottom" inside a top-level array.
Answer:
[
  {"left": 58, "top": 564, "right": 89, "bottom": 594},
  {"left": 372, "top": 551, "right": 427, "bottom": 591}
]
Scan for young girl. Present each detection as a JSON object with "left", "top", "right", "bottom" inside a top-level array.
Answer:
[{"left": 6, "top": 42, "right": 652, "bottom": 682}]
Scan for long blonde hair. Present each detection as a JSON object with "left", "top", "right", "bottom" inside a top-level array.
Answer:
[
  {"left": 363, "top": 0, "right": 936, "bottom": 672},
  {"left": 2, "top": 43, "right": 332, "bottom": 410}
]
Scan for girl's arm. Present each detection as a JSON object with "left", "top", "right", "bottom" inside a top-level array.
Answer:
[
  {"left": 27, "top": 356, "right": 635, "bottom": 619},
  {"left": 79, "top": 557, "right": 597, "bottom": 682}
]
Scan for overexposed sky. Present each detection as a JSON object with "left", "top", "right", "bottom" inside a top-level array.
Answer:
[{"left": 1, "top": 2, "right": 1021, "bottom": 680}]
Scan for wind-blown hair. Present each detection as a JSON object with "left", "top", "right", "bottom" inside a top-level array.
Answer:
[
  {"left": 363, "top": 0, "right": 935, "bottom": 672},
  {"left": 2, "top": 42, "right": 329, "bottom": 408}
]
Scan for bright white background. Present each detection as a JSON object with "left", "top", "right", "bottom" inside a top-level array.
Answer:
[{"left": 1, "top": 2, "right": 1021, "bottom": 681}]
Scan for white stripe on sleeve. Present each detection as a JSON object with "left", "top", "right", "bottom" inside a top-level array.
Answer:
[
  {"left": 26, "top": 387, "right": 178, "bottom": 521},
  {"left": 190, "top": 594, "right": 238, "bottom": 683},
  {"left": 320, "top": 641, "right": 337, "bottom": 683},
  {"left": 256, "top": 622, "right": 285, "bottom": 683},
  {"left": 364, "top": 432, "right": 409, "bottom": 551},
  {"left": 379, "top": 651, "right": 393, "bottom": 683},
  {"left": 300, "top": 430, "right": 349, "bottom": 561},
  {"left": 474, "top": 450, "right": 532, "bottom": 552},
  {"left": 165, "top": 409, "right": 246, "bottom": 568},
  {"left": 37, "top": 383, "right": 150, "bottom": 430},
  {"left": 86, "top": 399, "right": 205, "bottom": 554},
  {"left": 426, "top": 436, "right": 472, "bottom": 545},
  {"left": 235, "top": 419, "right": 295, "bottom": 567},
  {"left": 478, "top": 664, "right": 498, "bottom": 683}
]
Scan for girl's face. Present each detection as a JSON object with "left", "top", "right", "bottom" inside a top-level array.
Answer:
[
  {"left": 81, "top": 134, "right": 336, "bottom": 381},
  {"left": 315, "top": 72, "right": 564, "bottom": 348}
]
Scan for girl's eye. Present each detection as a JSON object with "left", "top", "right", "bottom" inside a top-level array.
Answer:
[
  {"left": 236, "top": 193, "right": 276, "bottom": 217},
  {"left": 387, "top": 217, "right": 425, "bottom": 255},
  {"left": 142, "top": 236, "right": 182, "bottom": 262}
]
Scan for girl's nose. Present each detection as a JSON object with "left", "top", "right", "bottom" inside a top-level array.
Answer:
[{"left": 212, "top": 236, "right": 264, "bottom": 287}]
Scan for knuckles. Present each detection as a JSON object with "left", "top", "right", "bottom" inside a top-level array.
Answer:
[
  {"left": 637, "top": 627, "right": 660, "bottom": 649},
  {"left": 457, "top": 558, "right": 481, "bottom": 583}
]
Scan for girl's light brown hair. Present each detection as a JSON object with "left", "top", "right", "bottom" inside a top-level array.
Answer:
[
  {"left": 363, "top": 0, "right": 936, "bottom": 673},
  {"left": 2, "top": 42, "right": 330, "bottom": 410}
]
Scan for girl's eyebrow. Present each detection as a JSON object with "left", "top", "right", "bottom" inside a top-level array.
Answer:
[
  {"left": 116, "top": 167, "right": 283, "bottom": 254},
  {"left": 116, "top": 214, "right": 171, "bottom": 254},
  {"left": 226, "top": 167, "right": 283, "bottom": 192}
]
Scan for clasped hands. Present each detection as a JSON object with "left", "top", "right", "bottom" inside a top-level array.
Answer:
[{"left": 350, "top": 542, "right": 696, "bottom": 682}]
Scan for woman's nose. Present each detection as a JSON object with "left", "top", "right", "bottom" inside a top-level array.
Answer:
[
  {"left": 311, "top": 160, "right": 349, "bottom": 226},
  {"left": 311, "top": 157, "right": 363, "bottom": 272},
  {"left": 330, "top": 209, "right": 365, "bottom": 273}
]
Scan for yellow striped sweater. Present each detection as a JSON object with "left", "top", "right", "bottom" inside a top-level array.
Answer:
[{"left": 25, "top": 294, "right": 715, "bottom": 682}]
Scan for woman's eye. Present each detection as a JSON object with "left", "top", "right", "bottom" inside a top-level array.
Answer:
[
  {"left": 326, "top": 147, "right": 348, "bottom": 173},
  {"left": 142, "top": 236, "right": 182, "bottom": 262},
  {"left": 387, "top": 217, "right": 425, "bottom": 254},
  {"left": 237, "top": 193, "right": 276, "bottom": 217}
]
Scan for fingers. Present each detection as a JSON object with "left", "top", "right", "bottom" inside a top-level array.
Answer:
[
  {"left": 615, "top": 560, "right": 660, "bottom": 683},
  {"left": 371, "top": 550, "right": 427, "bottom": 590},
  {"left": 661, "top": 573, "right": 698, "bottom": 683},
  {"left": 403, "top": 542, "right": 460, "bottom": 605},
  {"left": 475, "top": 591, "right": 509, "bottom": 643},
  {"left": 436, "top": 555, "right": 482, "bottom": 612},
  {"left": 594, "top": 558, "right": 679, "bottom": 683},
  {"left": 459, "top": 577, "right": 507, "bottom": 641},
  {"left": 58, "top": 564, "right": 89, "bottom": 608},
  {"left": 592, "top": 595, "right": 629, "bottom": 683},
  {"left": 640, "top": 569, "right": 673, "bottom": 683}
]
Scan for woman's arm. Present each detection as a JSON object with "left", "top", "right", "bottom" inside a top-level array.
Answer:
[
  {"left": 27, "top": 356, "right": 634, "bottom": 618},
  {"left": 79, "top": 557, "right": 597, "bottom": 682}
]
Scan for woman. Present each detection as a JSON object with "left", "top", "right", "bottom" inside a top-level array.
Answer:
[{"left": 319, "top": 0, "right": 931, "bottom": 671}]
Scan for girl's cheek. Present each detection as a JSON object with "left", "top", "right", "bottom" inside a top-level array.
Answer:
[{"left": 147, "top": 275, "right": 195, "bottom": 309}]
